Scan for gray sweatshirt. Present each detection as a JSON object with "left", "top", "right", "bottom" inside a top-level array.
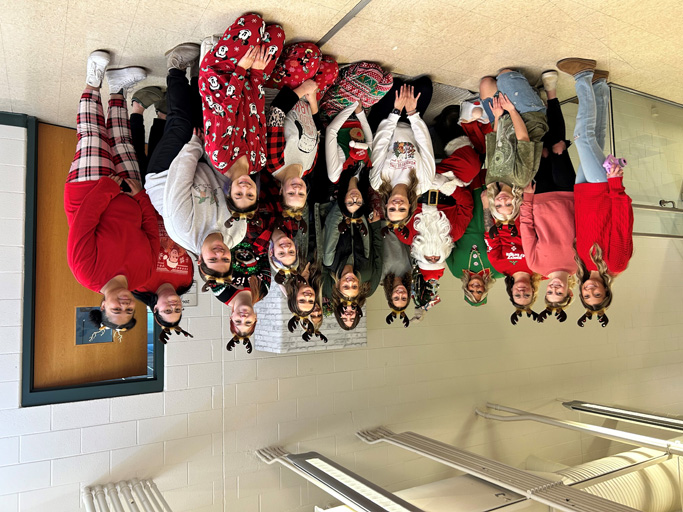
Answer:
[{"left": 144, "top": 135, "right": 246, "bottom": 255}]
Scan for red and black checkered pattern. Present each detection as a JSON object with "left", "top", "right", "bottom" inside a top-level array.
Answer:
[
  {"left": 67, "top": 89, "right": 141, "bottom": 183},
  {"left": 265, "top": 107, "right": 286, "bottom": 173}
]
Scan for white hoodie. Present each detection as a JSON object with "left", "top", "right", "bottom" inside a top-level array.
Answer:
[{"left": 144, "top": 135, "right": 246, "bottom": 255}]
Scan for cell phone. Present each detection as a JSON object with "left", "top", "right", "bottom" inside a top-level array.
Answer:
[{"left": 120, "top": 179, "right": 131, "bottom": 193}]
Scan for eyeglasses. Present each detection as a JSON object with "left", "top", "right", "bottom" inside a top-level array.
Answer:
[{"left": 345, "top": 198, "right": 363, "bottom": 207}]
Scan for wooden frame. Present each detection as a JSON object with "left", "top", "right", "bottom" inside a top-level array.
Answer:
[{"left": 4, "top": 112, "right": 165, "bottom": 407}]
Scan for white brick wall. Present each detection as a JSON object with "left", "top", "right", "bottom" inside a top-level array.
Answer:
[
  {"left": 254, "top": 281, "right": 367, "bottom": 353},
  {"left": 2, "top": 112, "right": 683, "bottom": 512}
]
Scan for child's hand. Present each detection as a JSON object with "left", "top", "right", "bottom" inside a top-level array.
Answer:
[
  {"left": 124, "top": 179, "right": 143, "bottom": 196},
  {"left": 393, "top": 85, "right": 408, "bottom": 112},
  {"left": 295, "top": 79, "right": 318, "bottom": 98},
  {"left": 524, "top": 182, "right": 536, "bottom": 194},
  {"left": 403, "top": 84, "right": 421, "bottom": 113},
  {"left": 552, "top": 140, "right": 566, "bottom": 155},
  {"left": 251, "top": 45, "right": 272, "bottom": 71},
  {"left": 498, "top": 93, "right": 517, "bottom": 113},
  {"left": 193, "top": 127, "right": 205, "bottom": 143},
  {"left": 606, "top": 162, "right": 624, "bottom": 179},
  {"left": 354, "top": 102, "right": 363, "bottom": 114},
  {"left": 107, "top": 175, "right": 123, "bottom": 187},
  {"left": 237, "top": 45, "right": 259, "bottom": 70},
  {"left": 480, "top": 190, "right": 489, "bottom": 209},
  {"left": 491, "top": 95, "right": 504, "bottom": 119}
]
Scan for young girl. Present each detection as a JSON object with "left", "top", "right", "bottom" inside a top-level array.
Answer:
[
  {"left": 479, "top": 70, "right": 548, "bottom": 226},
  {"left": 127, "top": 81, "right": 195, "bottom": 341},
  {"left": 199, "top": 13, "right": 284, "bottom": 216},
  {"left": 519, "top": 74, "right": 579, "bottom": 321},
  {"left": 325, "top": 101, "right": 373, "bottom": 186},
  {"left": 381, "top": 230, "right": 412, "bottom": 328},
  {"left": 556, "top": 58, "right": 633, "bottom": 326},
  {"left": 284, "top": 260, "right": 323, "bottom": 336},
  {"left": 265, "top": 44, "right": 339, "bottom": 216},
  {"left": 370, "top": 82, "right": 436, "bottom": 233},
  {"left": 222, "top": 278, "right": 265, "bottom": 354},
  {"left": 65, "top": 50, "right": 157, "bottom": 332}
]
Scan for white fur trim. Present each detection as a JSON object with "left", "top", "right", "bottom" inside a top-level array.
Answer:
[
  {"left": 417, "top": 260, "right": 447, "bottom": 270},
  {"left": 349, "top": 140, "right": 369, "bottom": 150},
  {"left": 444, "top": 136, "right": 473, "bottom": 157}
]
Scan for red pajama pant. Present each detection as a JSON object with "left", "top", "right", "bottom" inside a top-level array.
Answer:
[
  {"left": 67, "top": 89, "right": 141, "bottom": 183},
  {"left": 199, "top": 13, "right": 284, "bottom": 174},
  {"left": 266, "top": 42, "right": 339, "bottom": 101}
]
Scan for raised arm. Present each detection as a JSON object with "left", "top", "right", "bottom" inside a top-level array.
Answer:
[
  {"left": 326, "top": 102, "right": 358, "bottom": 183},
  {"left": 369, "top": 113, "right": 399, "bottom": 190}
]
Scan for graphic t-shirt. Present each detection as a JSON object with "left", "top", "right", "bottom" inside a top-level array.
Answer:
[{"left": 136, "top": 215, "right": 194, "bottom": 293}]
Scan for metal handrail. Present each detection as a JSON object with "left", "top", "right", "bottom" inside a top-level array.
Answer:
[{"left": 633, "top": 203, "right": 683, "bottom": 214}]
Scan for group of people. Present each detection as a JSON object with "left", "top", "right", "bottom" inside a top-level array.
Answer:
[{"left": 64, "top": 14, "right": 634, "bottom": 353}]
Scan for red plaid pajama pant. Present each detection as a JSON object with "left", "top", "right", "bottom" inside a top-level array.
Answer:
[{"left": 66, "top": 89, "right": 141, "bottom": 183}]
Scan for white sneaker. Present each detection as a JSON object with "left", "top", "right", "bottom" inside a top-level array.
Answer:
[
  {"left": 105, "top": 67, "right": 147, "bottom": 96},
  {"left": 166, "top": 42, "right": 201, "bottom": 72},
  {"left": 541, "top": 70, "right": 558, "bottom": 93},
  {"left": 86, "top": 50, "right": 111, "bottom": 88},
  {"left": 199, "top": 35, "right": 220, "bottom": 65}
]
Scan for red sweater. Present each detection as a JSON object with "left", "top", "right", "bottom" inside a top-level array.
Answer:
[
  {"left": 574, "top": 178, "right": 633, "bottom": 274},
  {"left": 64, "top": 178, "right": 160, "bottom": 292},
  {"left": 484, "top": 220, "right": 533, "bottom": 276},
  {"left": 135, "top": 215, "right": 194, "bottom": 294}
]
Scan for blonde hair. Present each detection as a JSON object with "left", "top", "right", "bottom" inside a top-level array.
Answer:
[
  {"left": 461, "top": 270, "right": 496, "bottom": 305},
  {"left": 574, "top": 242, "right": 613, "bottom": 312},
  {"left": 378, "top": 168, "right": 419, "bottom": 223},
  {"left": 486, "top": 183, "right": 524, "bottom": 223},
  {"left": 544, "top": 274, "right": 577, "bottom": 309}
]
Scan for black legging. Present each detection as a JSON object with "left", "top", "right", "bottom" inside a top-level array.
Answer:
[
  {"left": 367, "top": 75, "right": 433, "bottom": 132},
  {"left": 130, "top": 115, "right": 165, "bottom": 177},
  {"left": 146, "top": 69, "right": 203, "bottom": 179},
  {"left": 535, "top": 98, "right": 575, "bottom": 194}
]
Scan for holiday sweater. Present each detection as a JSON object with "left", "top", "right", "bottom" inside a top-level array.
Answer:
[
  {"left": 447, "top": 186, "right": 503, "bottom": 280},
  {"left": 64, "top": 178, "right": 159, "bottom": 292},
  {"left": 199, "top": 60, "right": 268, "bottom": 173},
  {"left": 574, "top": 178, "right": 633, "bottom": 274},
  {"left": 326, "top": 102, "right": 373, "bottom": 184},
  {"left": 134, "top": 214, "right": 195, "bottom": 294},
  {"left": 370, "top": 112, "right": 435, "bottom": 196},
  {"left": 266, "top": 87, "right": 321, "bottom": 177},
  {"left": 484, "top": 220, "right": 533, "bottom": 276},
  {"left": 520, "top": 191, "right": 577, "bottom": 277},
  {"left": 210, "top": 241, "right": 271, "bottom": 304},
  {"left": 144, "top": 135, "right": 247, "bottom": 255}
]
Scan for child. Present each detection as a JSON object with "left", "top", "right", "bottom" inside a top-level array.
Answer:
[
  {"left": 479, "top": 70, "right": 548, "bottom": 226},
  {"left": 199, "top": 14, "right": 284, "bottom": 214},
  {"left": 556, "top": 58, "right": 633, "bottom": 327},
  {"left": 65, "top": 50, "right": 157, "bottom": 332}
]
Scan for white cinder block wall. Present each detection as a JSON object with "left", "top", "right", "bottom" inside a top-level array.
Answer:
[{"left": 2, "top": 119, "right": 683, "bottom": 512}]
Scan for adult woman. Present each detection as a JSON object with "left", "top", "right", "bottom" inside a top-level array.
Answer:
[
  {"left": 370, "top": 83, "right": 435, "bottom": 233},
  {"left": 556, "top": 58, "right": 633, "bottom": 326},
  {"left": 65, "top": 50, "right": 157, "bottom": 332},
  {"left": 479, "top": 70, "right": 548, "bottom": 226}
]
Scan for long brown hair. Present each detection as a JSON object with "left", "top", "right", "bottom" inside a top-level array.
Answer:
[
  {"left": 285, "top": 259, "right": 322, "bottom": 317},
  {"left": 382, "top": 272, "right": 411, "bottom": 327},
  {"left": 574, "top": 242, "right": 613, "bottom": 312},
  {"left": 378, "top": 168, "right": 419, "bottom": 224},
  {"left": 331, "top": 273, "right": 370, "bottom": 331}
]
